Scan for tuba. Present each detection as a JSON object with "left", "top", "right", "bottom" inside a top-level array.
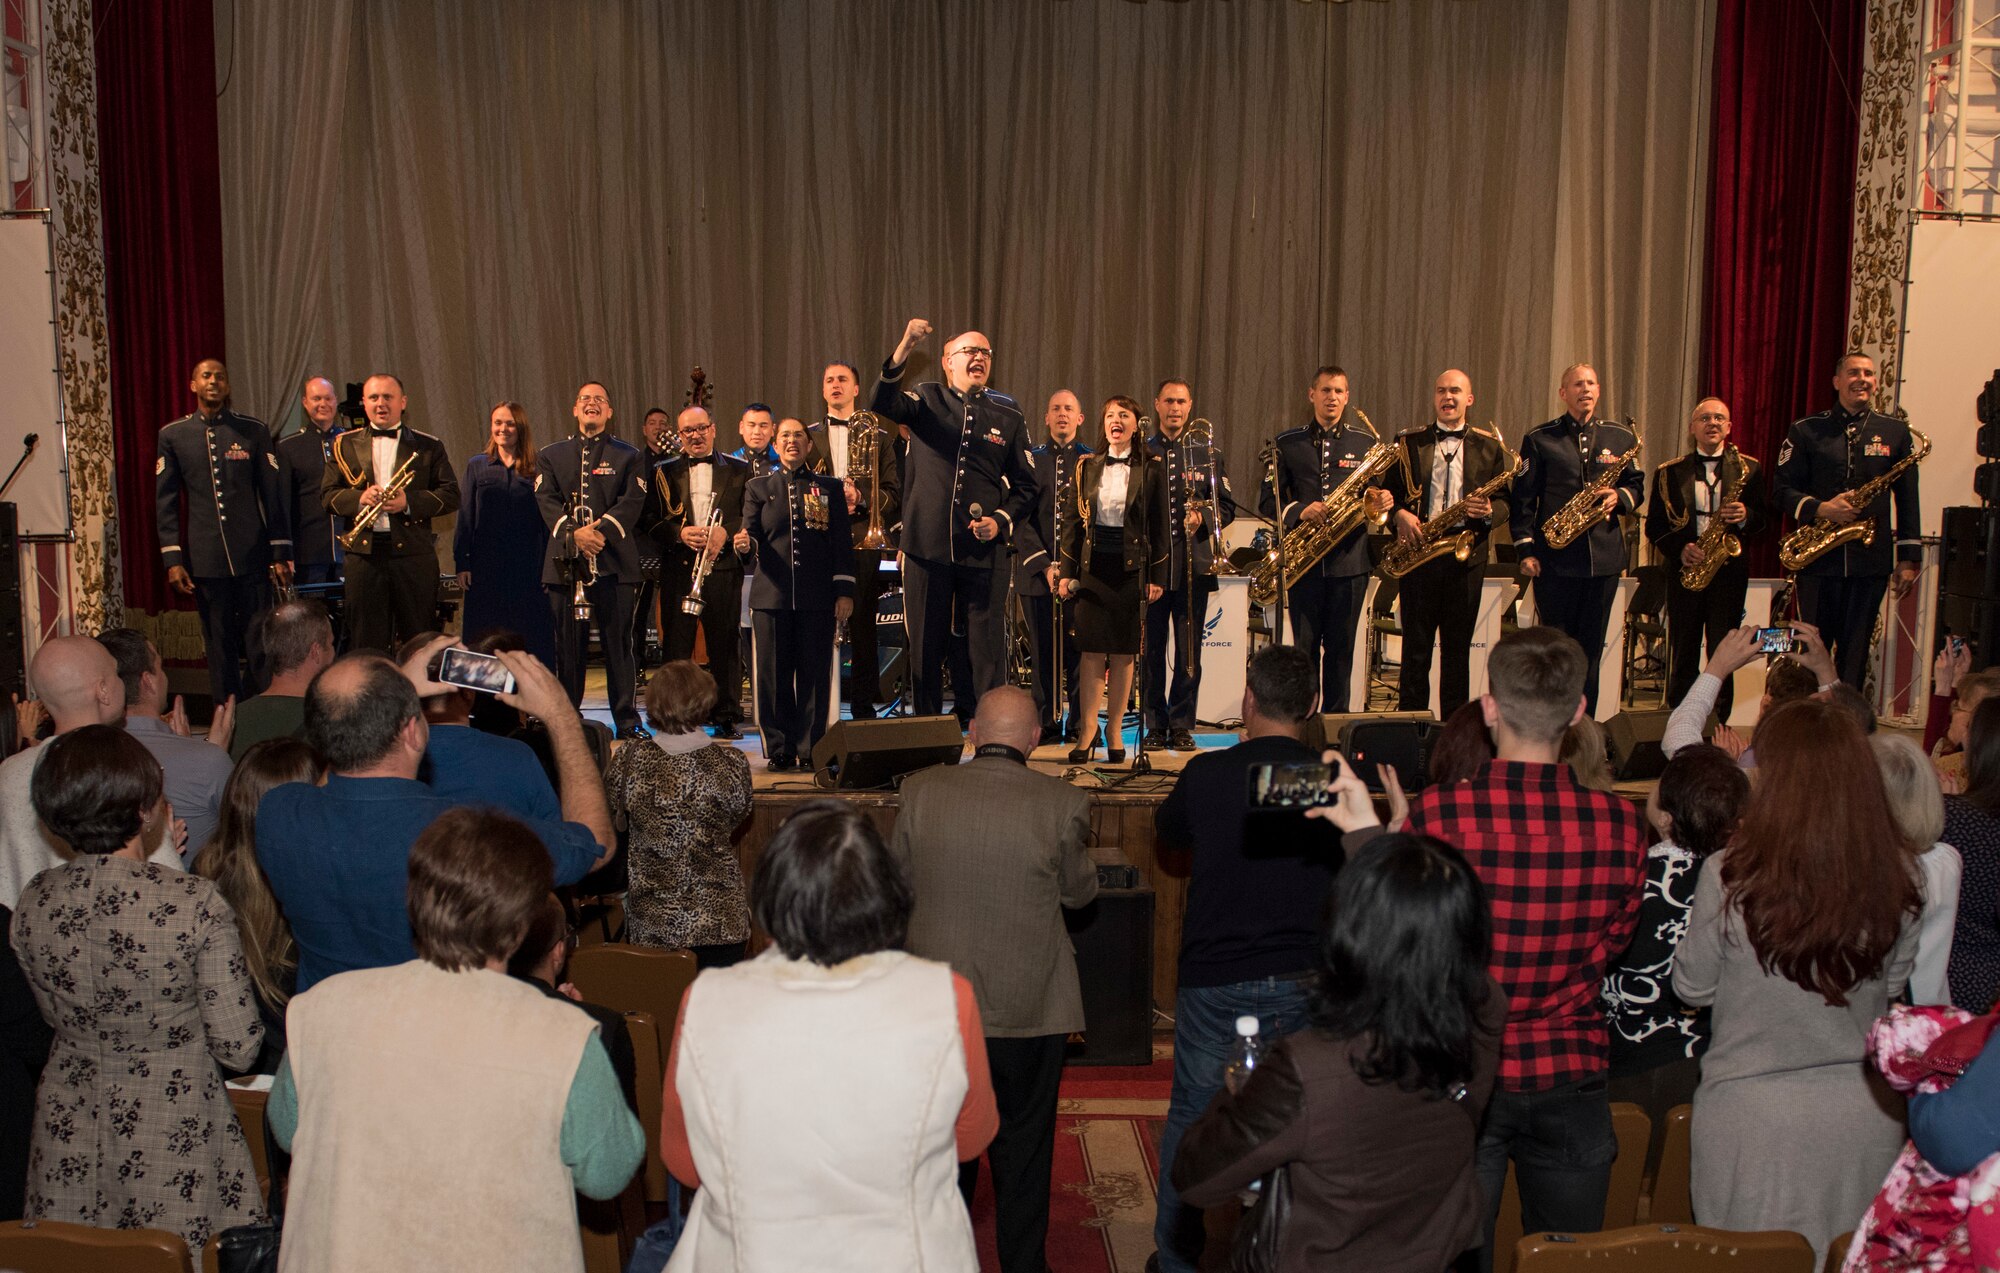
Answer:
[
  {"left": 1677, "top": 446, "right": 1750, "bottom": 592},
  {"left": 848, "top": 410, "right": 889, "bottom": 551},
  {"left": 1541, "top": 424, "right": 1642, "bottom": 551},
  {"left": 1247, "top": 412, "right": 1397, "bottom": 610},
  {"left": 1778, "top": 428, "right": 1929, "bottom": 572},
  {"left": 1380, "top": 433, "right": 1522, "bottom": 579}
]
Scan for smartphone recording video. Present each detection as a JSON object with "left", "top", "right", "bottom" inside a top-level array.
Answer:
[
  {"left": 1246, "top": 761, "right": 1333, "bottom": 811},
  {"left": 1754, "top": 626, "right": 1797, "bottom": 655},
  {"left": 436, "top": 647, "right": 516, "bottom": 696}
]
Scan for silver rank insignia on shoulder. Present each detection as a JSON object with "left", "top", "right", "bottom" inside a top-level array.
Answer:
[
  {"left": 1777, "top": 440, "right": 1793, "bottom": 466},
  {"left": 267, "top": 453, "right": 279, "bottom": 469},
  {"left": 155, "top": 456, "right": 165, "bottom": 475}
]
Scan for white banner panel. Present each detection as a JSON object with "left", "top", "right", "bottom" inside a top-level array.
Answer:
[
  {"left": 0, "top": 216, "right": 67, "bottom": 537},
  {"left": 1899, "top": 218, "right": 2000, "bottom": 534}
]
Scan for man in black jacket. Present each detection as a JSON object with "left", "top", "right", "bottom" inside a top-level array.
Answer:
[
  {"left": 810, "top": 362, "right": 902, "bottom": 720},
  {"left": 646, "top": 405, "right": 753, "bottom": 738},
  {"left": 1508, "top": 363, "right": 1645, "bottom": 715},
  {"left": 1144, "top": 379, "right": 1236, "bottom": 749},
  {"left": 870, "top": 319, "right": 1040, "bottom": 720},
  {"left": 1645, "top": 397, "right": 1771, "bottom": 718},
  {"left": 1773, "top": 353, "right": 1923, "bottom": 690},
  {"left": 1014, "top": 391, "right": 1092, "bottom": 744},
  {"left": 277, "top": 375, "right": 345, "bottom": 586},
  {"left": 536, "top": 381, "right": 651, "bottom": 738},
  {"left": 320, "top": 373, "right": 457, "bottom": 655}
]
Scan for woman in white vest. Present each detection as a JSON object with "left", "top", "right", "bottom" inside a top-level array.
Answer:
[
  {"left": 268, "top": 807, "right": 646, "bottom": 1273},
  {"left": 660, "top": 801, "right": 999, "bottom": 1272}
]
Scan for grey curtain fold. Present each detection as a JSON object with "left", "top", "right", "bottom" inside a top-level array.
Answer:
[{"left": 219, "top": 0, "right": 1712, "bottom": 519}]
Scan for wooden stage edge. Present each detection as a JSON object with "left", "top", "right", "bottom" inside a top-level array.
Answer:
[{"left": 733, "top": 740, "right": 1191, "bottom": 1010}]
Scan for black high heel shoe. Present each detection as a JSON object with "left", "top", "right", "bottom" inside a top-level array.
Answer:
[
  {"left": 1067, "top": 737, "right": 1100, "bottom": 765},
  {"left": 1106, "top": 739, "right": 1128, "bottom": 764}
]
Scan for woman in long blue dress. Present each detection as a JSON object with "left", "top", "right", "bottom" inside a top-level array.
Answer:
[{"left": 454, "top": 402, "right": 557, "bottom": 666}]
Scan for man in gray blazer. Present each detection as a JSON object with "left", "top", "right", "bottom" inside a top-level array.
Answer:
[{"left": 893, "top": 686, "right": 1098, "bottom": 1273}]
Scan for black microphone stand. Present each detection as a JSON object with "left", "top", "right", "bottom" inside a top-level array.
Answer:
[
  {"left": 1130, "top": 436, "right": 1156, "bottom": 775},
  {"left": 1263, "top": 438, "right": 1288, "bottom": 645},
  {"left": 0, "top": 433, "right": 39, "bottom": 502}
]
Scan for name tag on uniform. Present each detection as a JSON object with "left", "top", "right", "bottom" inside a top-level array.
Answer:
[{"left": 803, "top": 486, "right": 830, "bottom": 531}]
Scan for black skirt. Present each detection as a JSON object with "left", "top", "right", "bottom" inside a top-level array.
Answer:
[{"left": 1074, "top": 523, "right": 1143, "bottom": 654}]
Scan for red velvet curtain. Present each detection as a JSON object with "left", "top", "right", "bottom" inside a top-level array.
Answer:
[
  {"left": 1700, "top": 0, "right": 1866, "bottom": 575},
  {"left": 94, "top": 0, "right": 226, "bottom": 616}
]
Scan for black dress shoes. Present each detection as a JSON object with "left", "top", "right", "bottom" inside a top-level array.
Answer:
[
  {"left": 1169, "top": 729, "right": 1198, "bottom": 751},
  {"left": 766, "top": 754, "right": 795, "bottom": 772},
  {"left": 1142, "top": 730, "right": 1170, "bottom": 750},
  {"left": 616, "top": 722, "right": 652, "bottom": 741},
  {"left": 710, "top": 720, "right": 744, "bottom": 741}
]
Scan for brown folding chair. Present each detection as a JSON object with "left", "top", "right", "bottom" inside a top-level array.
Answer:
[
  {"left": 567, "top": 945, "right": 699, "bottom": 1061},
  {"left": 1490, "top": 1102, "right": 1650, "bottom": 1273},
  {"left": 1824, "top": 1231, "right": 1853, "bottom": 1273},
  {"left": 1515, "top": 1224, "right": 1814, "bottom": 1273},
  {"left": 225, "top": 1082, "right": 272, "bottom": 1206},
  {"left": 1647, "top": 1103, "right": 1693, "bottom": 1225},
  {"left": 0, "top": 1220, "right": 193, "bottom": 1273},
  {"left": 623, "top": 1008, "right": 670, "bottom": 1205}
]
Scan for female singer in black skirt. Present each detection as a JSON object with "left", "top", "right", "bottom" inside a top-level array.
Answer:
[{"left": 1058, "top": 396, "right": 1167, "bottom": 764}]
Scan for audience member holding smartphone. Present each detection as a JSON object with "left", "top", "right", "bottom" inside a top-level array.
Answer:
[
  {"left": 1662, "top": 622, "right": 1839, "bottom": 766},
  {"left": 395, "top": 633, "right": 562, "bottom": 827}
]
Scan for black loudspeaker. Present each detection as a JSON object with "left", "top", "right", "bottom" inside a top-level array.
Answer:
[
  {"left": 1605, "top": 708, "right": 1675, "bottom": 781},
  {"left": 1940, "top": 592, "right": 2000, "bottom": 672},
  {"left": 1941, "top": 507, "right": 2000, "bottom": 599},
  {"left": 810, "top": 715, "right": 965, "bottom": 789},
  {"left": 0, "top": 504, "right": 22, "bottom": 701},
  {"left": 1301, "top": 709, "right": 1431, "bottom": 755},
  {"left": 1340, "top": 717, "right": 1438, "bottom": 793},
  {"left": 1066, "top": 881, "right": 1155, "bottom": 1067}
]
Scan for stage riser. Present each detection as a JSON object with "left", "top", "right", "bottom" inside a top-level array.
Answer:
[{"left": 733, "top": 791, "right": 1186, "bottom": 1012}]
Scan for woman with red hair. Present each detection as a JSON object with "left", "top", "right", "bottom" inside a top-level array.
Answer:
[{"left": 1673, "top": 697, "right": 1924, "bottom": 1264}]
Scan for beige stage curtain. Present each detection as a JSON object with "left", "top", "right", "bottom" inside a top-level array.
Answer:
[{"left": 217, "top": 0, "right": 1713, "bottom": 512}]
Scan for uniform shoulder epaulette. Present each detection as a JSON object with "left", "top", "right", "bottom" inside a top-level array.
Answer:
[
  {"left": 1395, "top": 424, "right": 1429, "bottom": 438},
  {"left": 716, "top": 451, "right": 748, "bottom": 468},
  {"left": 404, "top": 426, "right": 442, "bottom": 442},
  {"left": 1522, "top": 418, "right": 1565, "bottom": 438},
  {"left": 1275, "top": 425, "right": 1309, "bottom": 441},
  {"left": 984, "top": 389, "right": 1017, "bottom": 407}
]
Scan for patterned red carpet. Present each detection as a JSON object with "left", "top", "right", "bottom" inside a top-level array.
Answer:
[{"left": 967, "top": 1052, "right": 1176, "bottom": 1273}]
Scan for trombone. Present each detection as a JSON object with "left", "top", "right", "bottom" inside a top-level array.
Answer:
[{"left": 849, "top": 410, "right": 890, "bottom": 551}]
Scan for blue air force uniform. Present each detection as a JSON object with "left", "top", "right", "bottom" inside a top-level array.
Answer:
[
  {"left": 1772, "top": 404, "right": 1923, "bottom": 689},
  {"left": 1014, "top": 440, "right": 1093, "bottom": 735},
  {"left": 275, "top": 424, "right": 344, "bottom": 585},
  {"left": 745, "top": 463, "right": 855, "bottom": 767},
  {"left": 868, "top": 363, "right": 1041, "bottom": 718},
  {"left": 1257, "top": 413, "right": 1386, "bottom": 711},
  {"left": 155, "top": 408, "right": 292, "bottom": 704},
  {"left": 1509, "top": 414, "right": 1645, "bottom": 713},
  {"left": 535, "top": 430, "right": 649, "bottom": 733}
]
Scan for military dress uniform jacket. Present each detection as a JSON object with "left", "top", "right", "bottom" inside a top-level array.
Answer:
[
  {"left": 1058, "top": 453, "right": 1171, "bottom": 589},
  {"left": 534, "top": 432, "right": 649, "bottom": 585},
  {"left": 807, "top": 416, "right": 903, "bottom": 547},
  {"left": 1386, "top": 424, "right": 1515, "bottom": 568},
  {"left": 1015, "top": 441, "right": 1094, "bottom": 597},
  {"left": 744, "top": 466, "right": 856, "bottom": 611},
  {"left": 1645, "top": 448, "right": 1771, "bottom": 563},
  {"left": 278, "top": 425, "right": 345, "bottom": 569},
  {"left": 155, "top": 409, "right": 292, "bottom": 578},
  {"left": 643, "top": 452, "right": 752, "bottom": 585},
  {"left": 1256, "top": 417, "right": 1388, "bottom": 579},
  {"left": 1772, "top": 406, "right": 1923, "bottom": 579},
  {"left": 1508, "top": 415, "right": 1645, "bottom": 578},
  {"left": 320, "top": 426, "right": 459, "bottom": 560},
  {"left": 867, "top": 365, "right": 1040, "bottom": 568},
  {"left": 1144, "top": 431, "right": 1238, "bottom": 580},
  {"left": 729, "top": 444, "right": 778, "bottom": 481}
]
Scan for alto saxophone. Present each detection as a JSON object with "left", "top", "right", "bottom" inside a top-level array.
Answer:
[
  {"left": 1247, "top": 420, "right": 1398, "bottom": 610},
  {"left": 1677, "top": 446, "right": 1750, "bottom": 592},
  {"left": 1777, "top": 428, "right": 1930, "bottom": 572},
  {"left": 1541, "top": 427, "right": 1642, "bottom": 551},
  {"left": 1380, "top": 436, "right": 1522, "bottom": 579}
]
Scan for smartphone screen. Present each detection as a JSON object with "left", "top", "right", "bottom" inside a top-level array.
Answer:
[
  {"left": 436, "top": 647, "right": 516, "bottom": 696},
  {"left": 1246, "top": 761, "right": 1333, "bottom": 810},
  {"left": 1754, "top": 627, "right": 1795, "bottom": 655}
]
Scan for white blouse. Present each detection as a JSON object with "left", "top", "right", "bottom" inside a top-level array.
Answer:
[{"left": 1094, "top": 454, "right": 1134, "bottom": 527}]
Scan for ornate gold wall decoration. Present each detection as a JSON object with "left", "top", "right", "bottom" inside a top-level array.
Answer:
[
  {"left": 42, "top": 0, "right": 121, "bottom": 634},
  {"left": 1848, "top": 0, "right": 1922, "bottom": 412}
]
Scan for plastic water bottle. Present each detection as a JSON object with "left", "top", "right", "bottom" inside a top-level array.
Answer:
[{"left": 1222, "top": 1015, "right": 1264, "bottom": 1204}]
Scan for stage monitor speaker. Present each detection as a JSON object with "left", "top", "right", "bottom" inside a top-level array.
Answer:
[
  {"left": 1605, "top": 708, "right": 1676, "bottom": 782},
  {"left": 1302, "top": 709, "right": 1431, "bottom": 755},
  {"left": 0, "top": 503, "right": 22, "bottom": 701},
  {"left": 1941, "top": 506, "right": 2000, "bottom": 600},
  {"left": 1339, "top": 716, "right": 1438, "bottom": 792},
  {"left": 1065, "top": 882, "right": 1155, "bottom": 1067},
  {"left": 810, "top": 715, "right": 964, "bottom": 789}
]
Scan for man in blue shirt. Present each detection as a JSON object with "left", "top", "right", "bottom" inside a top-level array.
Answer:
[
  {"left": 258, "top": 639, "right": 613, "bottom": 993},
  {"left": 398, "top": 632, "right": 562, "bottom": 822}
]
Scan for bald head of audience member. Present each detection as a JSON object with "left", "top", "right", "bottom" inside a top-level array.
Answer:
[
  {"left": 304, "top": 653, "right": 426, "bottom": 778},
  {"left": 28, "top": 636, "right": 126, "bottom": 733},
  {"left": 969, "top": 686, "right": 1042, "bottom": 757}
]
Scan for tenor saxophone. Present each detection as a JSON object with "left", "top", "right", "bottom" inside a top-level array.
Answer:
[
  {"left": 1541, "top": 428, "right": 1643, "bottom": 551},
  {"left": 1777, "top": 427, "right": 1930, "bottom": 572},
  {"left": 1379, "top": 437, "right": 1522, "bottom": 579},
  {"left": 1678, "top": 446, "right": 1749, "bottom": 592},
  {"left": 1247, "top": 432, "right": 1398, "bottom": 610}
]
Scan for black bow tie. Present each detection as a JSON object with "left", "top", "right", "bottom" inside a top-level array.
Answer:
[
  {"left": 368, "top": 427, "right": 400, "bottom": 439},
  {"left": 686, "top": 454, "right": 714, "bottom": 466},
  {"left": 1103, "top": 455, "right": 1133, "bottom": 467},
  {"left": 1697, "top": 453, "right": 1722, "bottom": 466}
]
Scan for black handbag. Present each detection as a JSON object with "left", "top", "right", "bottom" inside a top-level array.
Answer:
[
  {"left": 215, "top": 1220, "right": 281, "bottom": 1273},
  {"left": 1228, "top": 1164, "right": 1292, "bottom": 1273}
]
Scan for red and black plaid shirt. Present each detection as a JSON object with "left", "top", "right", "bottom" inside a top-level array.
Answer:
[{"left": 1408, "top": 759, "right": 1647, "bottom": 1093}]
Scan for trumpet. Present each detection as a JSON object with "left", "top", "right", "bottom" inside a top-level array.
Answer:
[
  {"left": 680, "top": 507, "right": 726, "bottom": 616},
  {"left": 849, "top": 410, "right": 889, "bottom": 551},
  {"left": 1540, "top": 424, "right": 1641, "bottom": 550},
  {"left": 555, "top": 490, "right": 599, "bottom": 621},
  {"left": 336, "top": 454, "right": 419, "bottom": 552}
]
